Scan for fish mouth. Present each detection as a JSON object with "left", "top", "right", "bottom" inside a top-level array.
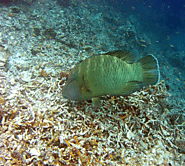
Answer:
[
  {"left": 62, "top": 94, "right": 69, "bottom": 99},
  {"left": 62, "top": 85, "right": 70, "bottom": 99}
]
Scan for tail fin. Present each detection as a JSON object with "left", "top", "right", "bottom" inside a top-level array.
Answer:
[{"left": 137, "top": 54, "right": 160, "bottom": 85}]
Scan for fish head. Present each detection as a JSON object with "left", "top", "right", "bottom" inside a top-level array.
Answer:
[
  {"left": 62, "top": 72, "right": 93, "bottom": 101},
  {"left": 62, "top": 75, "right": 83, "bottom": 100}
]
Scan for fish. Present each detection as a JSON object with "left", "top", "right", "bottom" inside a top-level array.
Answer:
[{"left": 62, "top": 50, "right": 160, "bottom": 106}]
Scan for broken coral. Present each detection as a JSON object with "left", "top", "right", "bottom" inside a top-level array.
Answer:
[{"left": 0, "top": 78, "right": 185, "bottom": 165}]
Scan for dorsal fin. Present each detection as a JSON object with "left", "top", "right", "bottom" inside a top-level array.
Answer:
[{"left": 101, "top": 50, "right": 135, "bottom": 64}]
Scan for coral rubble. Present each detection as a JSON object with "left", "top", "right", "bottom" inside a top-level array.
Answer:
[{"left": 0, "top": 77, "right": 185, "bottom": 165}]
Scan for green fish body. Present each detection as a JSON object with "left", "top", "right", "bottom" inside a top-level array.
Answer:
[{"left": 62, "top": 50, "right": 160, "bottom": 105}]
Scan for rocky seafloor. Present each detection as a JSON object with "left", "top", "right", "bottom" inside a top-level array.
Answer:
[{"left": 0, "top": 0, "right": 185, "bottom": 165}]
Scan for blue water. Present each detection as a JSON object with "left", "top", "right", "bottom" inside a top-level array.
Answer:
[{"left": 107, "top": 0, "right": 185, "bottom": 51}]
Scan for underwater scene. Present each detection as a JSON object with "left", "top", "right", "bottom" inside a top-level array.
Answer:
[{"left": 0, "top": 0, "right": 185, "bottom": 165}]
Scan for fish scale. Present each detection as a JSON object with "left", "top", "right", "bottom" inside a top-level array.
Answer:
[{"left": 85, "top": 55, "right": 131, "bottom": 95}]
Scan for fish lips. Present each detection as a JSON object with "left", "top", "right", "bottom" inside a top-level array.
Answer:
[{"left": 62, "top": 78, "right": 82, "bottom": 101}]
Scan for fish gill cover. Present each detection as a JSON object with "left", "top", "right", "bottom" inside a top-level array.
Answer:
[{"left": 0, "top": 0, "right": 185, "bottom": 165}]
